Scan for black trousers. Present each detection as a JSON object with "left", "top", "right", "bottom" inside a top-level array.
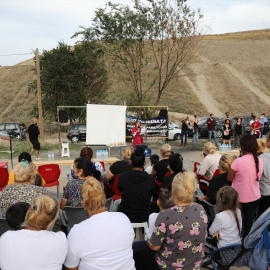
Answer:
[
  {"left": 134, "top": 249, "right": 160, "bottom": 270},
  {"left": 257, "top": 195, "right": 270, "bottom": 217},
  {"left": 241, "top": 198, "right": 260, "bottom": 238}
]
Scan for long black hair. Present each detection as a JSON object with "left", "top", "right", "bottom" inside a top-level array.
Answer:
[{"left": 240, "top": 134, "right": 260, "bottom": 181}]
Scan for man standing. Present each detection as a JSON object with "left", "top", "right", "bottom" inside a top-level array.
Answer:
[
  {"left": 222, "top": 112, "right": 233, "bottom": 124},
  {"left": 259, "top": 113, "right": 268, "bottom": 138},
  {"left": 207, "top": 114, "right": 218, "bottom": 146},
  {"left": 28, "top": 118, "right": 41, "bottom": 160},
  {"left": 180, "top": 116, "right": 190, "bottom": 147}
]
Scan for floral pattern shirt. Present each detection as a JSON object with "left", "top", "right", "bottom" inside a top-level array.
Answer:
[
  {"left": 0, "top": 183, "right": 50, "bottom": 218},
  {"left": 149, "top": 203, "right": 208, "bottom": 270},
  {"left": 63, "top": 178, "right": 87, "bottom": 207}
]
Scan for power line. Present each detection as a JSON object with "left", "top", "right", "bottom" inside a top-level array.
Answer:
[{"left": 0, "top": 52, "right": 33, "bottom": 56}]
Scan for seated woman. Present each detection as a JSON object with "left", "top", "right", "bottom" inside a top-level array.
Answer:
[
  {"left": 8, "top": 152, "right": 46, "bottom": 186},
  {"left": 134, "top": 172, "right": 208, "bottom": 270},
  {"left": 64, "top": 177, "right": 135, "bottom": 270},
  {"left": 60, "top": 157, "right": 94, "bottom": 209},
  {"left": 161, "top": 153, "right": 184, "bottom": 190},
  {"left": 117, "top": 147, "right": 155, "bottom": 223},
  {"left": 151, "top": 144, "right": 171, "bottom": 184},
  {"left": 208, "top": 186, "right": 251, "bottom": 267},
  {"left": 0, "top": 161, "right": 50, "bottom": 217},
  {"left": 197, "top": 142, "right": 221, "bottom": 179},
  {"left": 67, "top": 147, "right": 103, "bottom": 181},
  {"left": 198, "top": 154, "right": 237, "bottom": 205},
  {"left": 0, "top": 195, "right": 68, "bottom": 270},
  {"left": 104, "top": 146, "right": 133, "bottom": 197}
]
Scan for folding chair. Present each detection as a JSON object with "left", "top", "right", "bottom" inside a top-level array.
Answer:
[
  {"left": 201, "top": 199, "right": 217, "bottom": 223},
  {"left": 0, "top": 218, "right": 10, "bottom": 236},
  {"left": 59, "top": 206, "right": 89, "bottom": 234},
  {"left": 0, "top": 167, "right": 9, "bottom": 191},
  {"left": 38, "top": 164, "right": 61, "bottom": 198}
]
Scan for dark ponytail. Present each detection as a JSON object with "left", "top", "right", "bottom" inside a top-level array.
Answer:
[{"left": 240, "top": 134, "right": 260, "bottom": 181}]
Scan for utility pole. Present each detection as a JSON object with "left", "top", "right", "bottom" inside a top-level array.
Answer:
[{"left": 36, "top": 48, "right": 44, "bottom": 142}]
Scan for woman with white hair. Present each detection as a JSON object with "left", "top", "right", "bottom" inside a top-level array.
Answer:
[
  {"left": 64, "top": 177, "right": 135, "bottom": 270},
  {"left": 197, "top": 142, "right": 221, "bottom": 179},
  {"left": 0, "top": 161, "right": 50, "bottom": 217},
  {"left": 134, "top": 172, "right": 208, "bottom": 269},
  {"left": 0, "top": 195, "right": 67, "bottom": 270}
]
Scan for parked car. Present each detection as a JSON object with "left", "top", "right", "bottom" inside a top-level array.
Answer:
[
  {"left": 168, "top": 121, "right": 180, "bottom": 129},
  {"left": 168, "top": 126, "right": 181, "bottom": 141},
  {"left": 67, "top": 123, "right": 86, "bottom": 143},
  {"left": 0, "top": 122, "right": 20, "bottom": 139}
]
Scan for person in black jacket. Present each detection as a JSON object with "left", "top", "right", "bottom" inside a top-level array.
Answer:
[
  {"left": 28, "top": 118, "right": 41, "bottom": 160},
  {"left": 117, "top": 147, "right": 155, "bottom": 223}
]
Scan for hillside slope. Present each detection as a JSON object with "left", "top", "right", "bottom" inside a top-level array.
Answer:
[{"left": 0, "top": 29, "right": 270, "bottom": 124}]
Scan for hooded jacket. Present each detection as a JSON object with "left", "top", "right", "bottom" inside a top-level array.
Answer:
[{"left": 117, "top": 170, "right": 154, "bottom": 223}]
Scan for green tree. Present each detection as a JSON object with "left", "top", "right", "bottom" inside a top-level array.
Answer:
[
  {"left": 73, "top": 0, "right": 204, "bottom": 106},
  {"left": 28, "top": 41, "right": 107, "bottom": 120}
]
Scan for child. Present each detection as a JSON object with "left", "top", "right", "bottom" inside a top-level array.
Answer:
[
  {"left": 145, "top": 154, "right": 159, "bottom": 174},
  {"left": 34, "top": 173, "right": 43, "bottom": 186},
  {"left": 132, "top": 188, "right": 174, "bottom": 254},
  {"left": 207, "top": 186, "right": 251, "bottom": 267},
  {"left": 5, "top": 202, "right": 30, "bottom": 230}
]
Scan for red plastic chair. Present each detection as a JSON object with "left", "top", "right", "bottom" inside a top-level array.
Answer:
[
  {"left": 112, "top": 174, "right": 122, "bottom": 197},
  {"left": 194, "top": 161, "right": 220, "bottom": 193},
  {"left": 38, "top": 164, "right": 61, "bottom": 198},
  {"left": 99, "top": 162, "right": 105, "bottom": 172},
  {"left": 0, "top": 168, "right": 9, "bottom": 191}
]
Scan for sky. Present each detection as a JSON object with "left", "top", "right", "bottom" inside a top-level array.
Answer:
[{"left": 0, "top": 0, "right": 269, "bottom": 66}]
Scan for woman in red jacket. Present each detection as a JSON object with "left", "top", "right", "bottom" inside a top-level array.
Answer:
[{"left": 131, "top": 121, "right": 146, "bottom": 149}]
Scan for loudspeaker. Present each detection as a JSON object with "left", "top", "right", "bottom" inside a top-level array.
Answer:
[
  {"left": 58, "top": 109, "right": 68, "bottom": 123},
  {"left": 159, "top": 109, "right": 168, "bottom": 118}
]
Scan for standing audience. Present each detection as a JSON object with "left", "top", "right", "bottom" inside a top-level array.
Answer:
[
  {"left": 233, "top": 117, "right": 245, "bottom": 148},
  {"left": 257, "top": 134, "right": 270, "bottom": 216},
  {"left": 180, "top": 116, "right": 190, "bottom": 147},
  {"left": 223, "top": 119, "right": 232, "bottom": 145},
  {"left": 207, "top": 113, "right": 218, "bottom": 146},
  {"left": 191, "top": 115, "right": 199, "bottom": 147},
  {"left": 227, "top": 134, "right": 263, "bottom": 237},
  {"left": 64, "top": 178, "right": 135, "bottom": 270},
  {"left": 0, "top": 195, "right": 68, "bottom": 270}
]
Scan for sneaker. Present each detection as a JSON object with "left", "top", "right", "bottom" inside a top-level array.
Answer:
[
  {"left": 36, "top": 157, "right": 42, "bottom": 161},
  {"left": 184, "top": 144, "right": 187, "bottom": 147},
  {"left": 180, "top": 145, "right": 183, "bottom": 147}
]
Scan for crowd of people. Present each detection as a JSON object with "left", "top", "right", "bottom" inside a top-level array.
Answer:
[{"left": 1, "top": 118, "right": 270, "bottom": 269}]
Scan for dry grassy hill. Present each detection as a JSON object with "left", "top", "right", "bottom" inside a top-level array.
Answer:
[{"left": 1, "top": 29, "right": 270, "bottom": 124}]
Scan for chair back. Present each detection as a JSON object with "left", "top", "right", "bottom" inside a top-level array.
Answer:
[
  {"left": 0, "top": 168, "right": 9, "bottom": 191},
  {"left": 105, "top": 198, "right": 112, "bottom": 211},
  {"left": 99, "top": 162, "right": 105, "bottom": 172},
  {"left": 165, "top": 172, "right": 171, "bottom": 177},
  {"left": 201, "top": 199, "right": 217, "bottom": 223},
  {"left": 112, "top": 174, "right": 122, "bottom": 196},
  {"left": 61, "top": 206, "right": 89, "bottom": 233},
  {"left": 38, "top": 164, "right": 60, "bottom": 186},
  {"left": 0, "top": 218, "right": 10, "bottom": 237}
]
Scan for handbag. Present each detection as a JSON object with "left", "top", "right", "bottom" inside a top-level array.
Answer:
[{"left": 249, "top": 226, "right": 270, "bottom": 270}]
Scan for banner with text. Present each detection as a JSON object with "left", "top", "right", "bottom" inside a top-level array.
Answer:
[{"left": 126, "top": 114, "right": 168, "bottom": 143}]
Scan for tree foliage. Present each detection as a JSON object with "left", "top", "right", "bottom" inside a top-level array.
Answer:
[
  {"left": 73, "top": 0, "right": 204, "bottom": 106},
  {"left": 28, "top": 41, "right": 107, "bottom": 120}
]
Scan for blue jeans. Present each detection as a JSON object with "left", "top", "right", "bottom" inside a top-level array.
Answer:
[
  {"left": 208, "top": 130, "right": 218, "bottom": 146},
  {"left": 191, "top": 129, "right": 198, "bottom": 146},
  {"left": 181, "top": 130, "right": 188, "bottom": 145}
]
